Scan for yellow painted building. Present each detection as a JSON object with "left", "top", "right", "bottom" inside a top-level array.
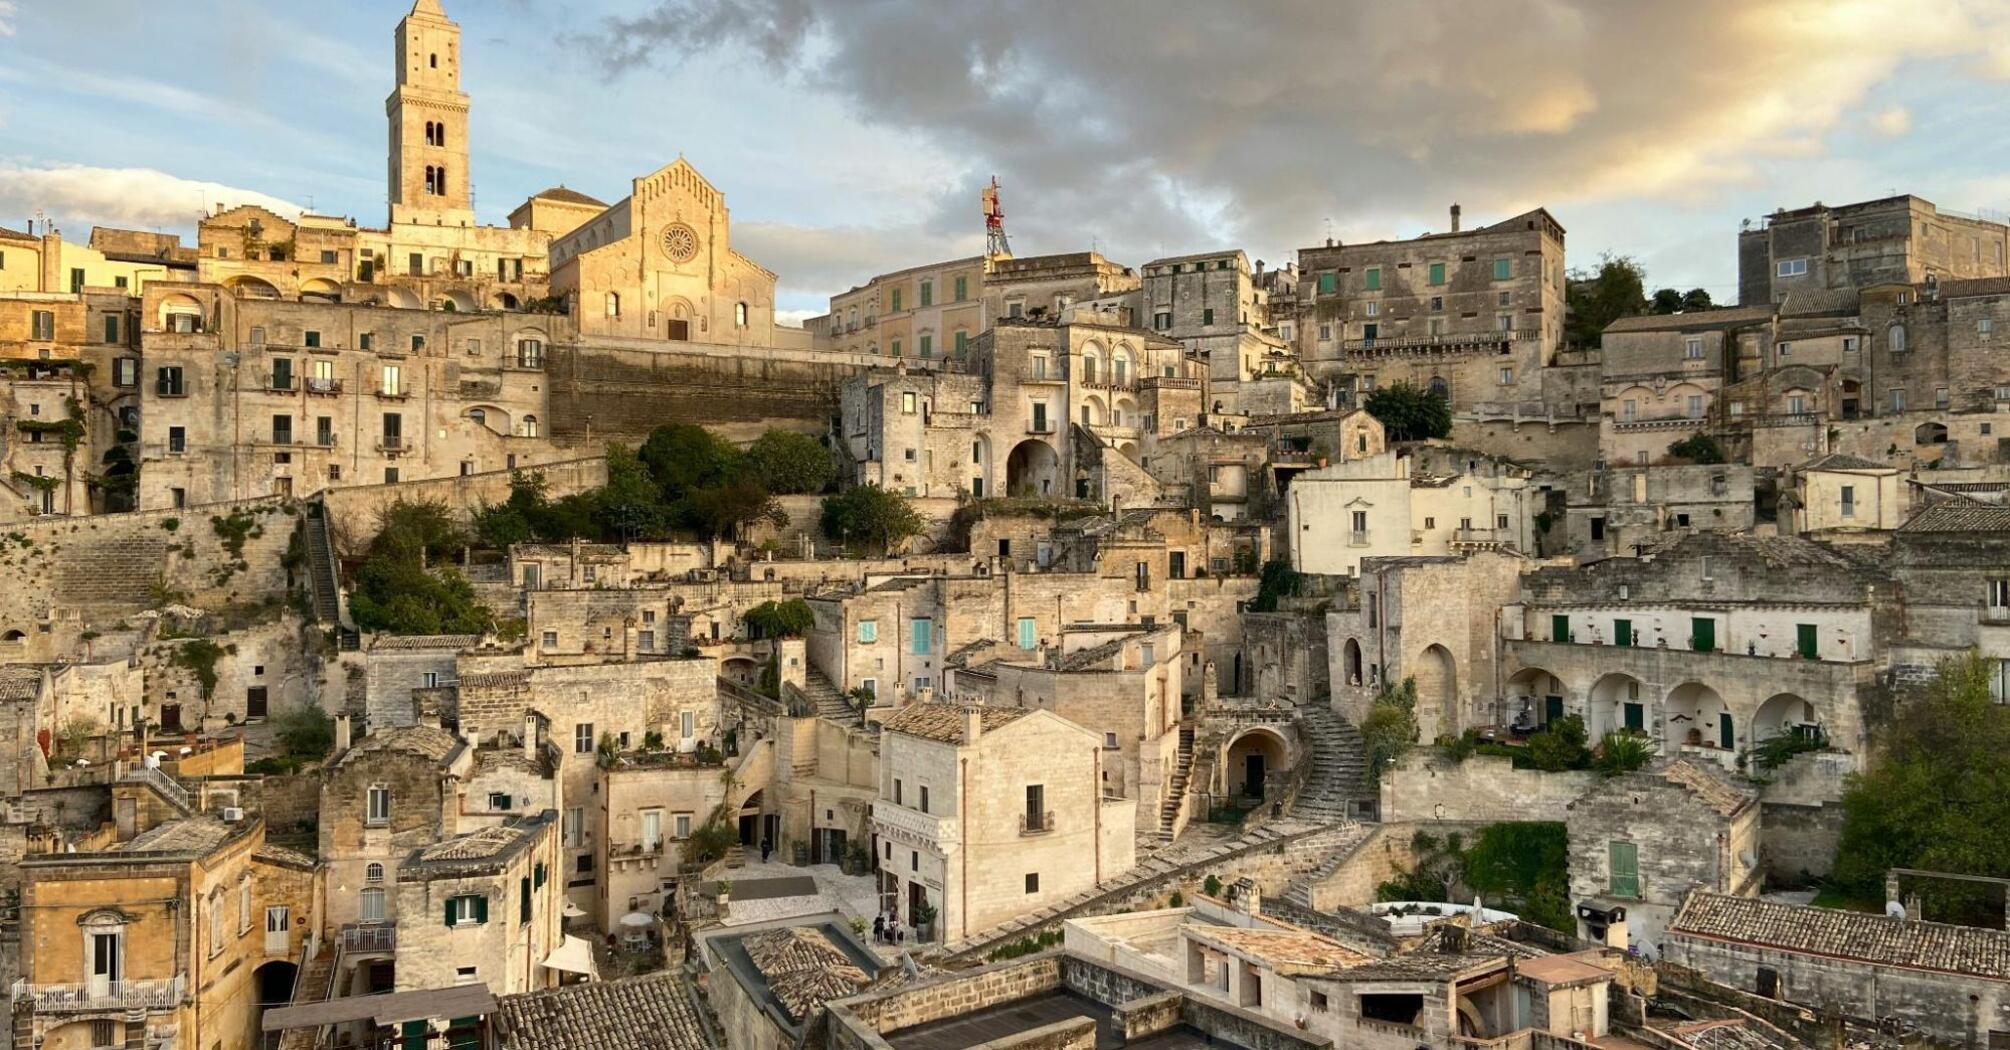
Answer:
[
  {"left": 0, "top": 226, "right": 193, "bottom": 297},
  {"left": 16, "top": 813, "right": 320, "bottom": 1050}
]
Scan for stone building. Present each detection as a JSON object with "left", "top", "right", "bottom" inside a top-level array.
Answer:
[
  {"left": 0, "top": 288, "right": 145, "bottom": 517},
  {"left": 1784, "top": 453, "right": 1904, "bottom": 534},
  {"left": 14, "top": 813, "right": 316, "bottom": 1050},
  {"left": 1137, "top": 250, "right": 1290, "bottom": 413},
  {"left": 871, "top": 703, "right": 1133, "bottom": 944},
  {"left": 1503, "top": 534, "right": 1881, "bottom": 768},
  {"left": 701, "top": 920, "right": 880, "bottom": 1050},
  {"left": 390, "top": 812, "right": 567, "bottom": 995},
  {"left": 492, "top": 972, "right": 712, "bottom": 1050},
  {"left": 318, "top": 725, "right": 470, "bottom": 936},
  {"left": 1597, "top": 306, "right": 1771, "bottom": 467},
  {"left": 597, "top": 748, "right": 731, "bottom": 929},
  {"left": 1294, "top": 206, "right": 1566, "bottom": 413},
  {"left": 365, "top": 634, "right": 483, "bottom": 730},
  {"left": 0, "top": 223, "right": 193, "bottom": 297},
  {"left": 1325, "top": 551, "right": 1526, "bottom": 744},
  {"left": 1557, "top": 464, "right": 1757, "bottom": 560},
  {"left": 1286, "top": 450, "right": 1536, "bottom": 576},
  {"left": 817, "top": 256, "right": 987, "bottom": 360},
  {"left": 1665, "top": 890, "right": 2010, "bottom": 1045},
  {"left": 1567, "top": 758, "right": 1760, "bottom": 957},
  {"left": 1738, "top": 194, "right": 2010, "bottom": 306},
  {"left": 136, "top": 282, "right": 568, "bottom": 508},
  {"left": 1886, "top": 501, "right": 2010, "bottom": 700}
]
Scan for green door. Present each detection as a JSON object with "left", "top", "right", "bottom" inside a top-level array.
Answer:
[
  {"left": 1691, "top": 617, "right": 1716, "bottom": 652},
  {"left": 1796, "top": 624, "right": 1818, "bottom": 659},
  {"left": 1552, "top": 614, "right": 1571, "bottom": 643},
  {"left": 1719, "top": 712, "right": 1735, "bottom": 750},
  {"left": 1623, "top": 702, "right": 1644, "bottom": 732},
  {"left": 1613, "top": 619, "right": 1632, "bottom": 647},
  {"left": 1609, "top": 841, "right": 1640, "bottom": 898},
  {"left": 1544, "top": 695, "right": 1565, "bottom": 725}
]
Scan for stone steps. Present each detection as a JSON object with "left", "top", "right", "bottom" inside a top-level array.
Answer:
[
  {"left": 801, "top": 667, "right": 859, "bottom": 726},
  {"left": 1282, "top": 822, "right": 1375, "bottom": 909},
  {"left": 1288, "top": 704, "right": 1371, "bottom": 824}
]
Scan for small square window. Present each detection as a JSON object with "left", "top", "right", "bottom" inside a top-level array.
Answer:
[{"left": 1025, "top": 873, "right": 1040, "bottom": 893}]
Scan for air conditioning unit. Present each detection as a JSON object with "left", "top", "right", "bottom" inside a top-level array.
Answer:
[{"left": 221, "top": 807, "right": 245, "bottom": 822}]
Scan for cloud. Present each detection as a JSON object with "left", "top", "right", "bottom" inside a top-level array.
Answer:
[
  {"left": 0, "top": 2, "right": 16, "bottom": 38},
  {"left": 585, "top": 0, "right": 2010, "bottom": 275},
  {"left": 0, "top": 162, "right": 303, "bottom": 233},
  {"left": 1868, "top": 104, "right": 1913, "bottom": 136},
  {"left": 734, "top": 218, "right": 986, "bottom": 301}
]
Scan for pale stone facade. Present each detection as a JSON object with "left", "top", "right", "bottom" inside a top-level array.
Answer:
[
  {"left": 391, "top": 811, "right": 564, "bottom": 995},
  {"left": 1738, "top": 194, "right": 2010, "bottom": 306},
  {"left": 1286, "top": 450, "right": 1535, "bottom": 576}
]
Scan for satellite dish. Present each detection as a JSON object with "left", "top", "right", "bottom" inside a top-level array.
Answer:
[{"left": 1886, "top": 900, "right": 1907, "bottom": 920}]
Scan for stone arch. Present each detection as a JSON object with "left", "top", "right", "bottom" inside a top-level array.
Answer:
[
  {"left": 720, "top": 655, "right": 760, "bottom": 687},
  {"left": 1666, "top": 681, "right": 1732, "bottom": 752},
  {"left": 1111, "top": 345, "right": 1134, "bottom": 385},
  {"left": 1224, "top": 726, "right": 1291, "bottom": 801},
  {"left": 384, "top": 286, "right": 423, "bottom": 310},
  {"left": 299, "top": 278, "right": 342, "bottom": 302},
  {"left": 223, "top": 275, "right": 280, "bottom": 299},
  {"left": 1079, "top": 394, "right": 1107, "bottom": 427},
  {"left": 158, "top": 294, "right": 205, "bottom": 332},
  {"left": 0, "top": 629, "right": 24, "bottom": 642},
  {"left": 1428, "top": 375, "right": 1450, "bottom": 400},
  {"left": 1342, "top": 638, "right": 1363, "bottom": 687},
  {"left": 1118, "top": 441, "right": 1138, "bottom": 459},
  {"left": 1413, "top": 644, "right": 1458, "bottom": 742},
  {"left": 465, "top": 406, "right": 507, "bottom": 432},
  {"left": 1588, "top": 672, "right": 1650, "bottom": 740},
  {"left": 660, "top": 296, "right": 694, "bottom": 340},
  {"left": 438, "top": 288, "right": 479, "bottom": 313},
  {"left": 1114, "top": 397, "right": 1138, "bottom": 427},
  {"left": 493, "top": 291, "right": 520, "bottom": 311},
  {"left": 256, "top": 961, "right": 298, "bottom": 1023},
  {"left": 1505, "top": 666, "right": 1566, "bottom": 728},
  {"left": 1005, "top": 439, "right": 1060, "bottom": 497},
  {"left": 1753, "top": 692, "right": 1820, "bottom": 742},
  {"left": 518, "top": 414, "right": 540, "bottom": 439},
  {"left": 1080, "top": 343, "right": 1102, "bottom": 384},
  {"left": 1887, "top": 321, "right": 1907, "bottom": 354},
  {"left": 1914, "top": 420, "right": 1948, "bottom": 445}
]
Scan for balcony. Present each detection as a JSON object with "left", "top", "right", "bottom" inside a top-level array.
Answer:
[
  {"left": 337, "top": 922, "right": 396, "bottom": 955},
  {"left": 11, "top": 974, "right": 187, "bottom": 1012},
  {"left": 267, "top": 375, "right": 296, "bottom": 393},
  {"left": 374, "top": 388, "right": 408, "bottom": 401},
  {"left": 1347, "top": 530, "right": 1371, "bottom": 547},
  {"left": 314, "top": 434, "right": 338, "bottom": 449},
  {"left": 1019, "top": 810, "right": 1056, "bottom": 836},
  {"left": 1342, "top": 329, "right": 1538, "bottom": 356},
  {"left": 153, "top": 382, "right": 187, "bottom": 399},
  {"left": 871, "top": 801, "right": 958, "bottom": 846},
  {"left": 1018, "top": 369, "right": 1066, "bottom": 385},
  {"left": 304, "top": 377, "right": 343, "bottom": 396},
  {"left": 1026, "top": 421, "right": 1055, "bottom": 435},
  {"left": 376, "top": 435, "right": 406, "bottom": 454}
]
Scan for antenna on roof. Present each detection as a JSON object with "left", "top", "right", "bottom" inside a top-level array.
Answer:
[{"left": 982, "top": 176, "right": 1011, "bottom": 258}]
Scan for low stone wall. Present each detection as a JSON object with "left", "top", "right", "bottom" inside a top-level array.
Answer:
[
  {"left": 1380, "top": 750, "right": 1596, "bottom": 824},
  {"left": 321, "top": 455, "right": 607, "bottom": 545},
  {"left": 1302, "top": 821, "right": 1497, "bottom": 912}
]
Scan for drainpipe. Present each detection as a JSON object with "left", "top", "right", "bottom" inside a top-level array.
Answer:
[
  {"left": 1092, "top": 745, "right": 1102, "bottom": 885},
  {"left": 959, "top": 756, "right": 969, "bottom": 942}
]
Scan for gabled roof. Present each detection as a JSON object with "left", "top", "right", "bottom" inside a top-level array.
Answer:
[
  {"left": 1898, "top": 500, "right": 2010, "bottom": 533},
  {"left": 1670, "top": 890, "right": 2010, "bottom": 979},
  {"left": 531, "top": 185, "right": 607, "bottom": 208},
  {"left": 337, "top": 724, "right": 463, "bottom": 767},
  {"left": 1654, "top": 758, "right": 1758, "bottom": 818},
  {"left": 1798, "top": 453, "right": 1892, "bottom": 474},
  {"left": 494, "top": 972, "right": 712, "bottom": 1050},
  {"left": 877, "top": 702, "right": 1028, "bottom": 744},
  {"left": 1604, "top": 305, "right": 1775, "bottom": 334}
]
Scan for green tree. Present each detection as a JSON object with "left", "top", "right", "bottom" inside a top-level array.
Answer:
[
  {"left": 1593, "top": 732, "right": 1654, "bottom": 776},
  {"left": 1527, "top": 714, "right": 1590, "bottom": 772},
  {"left": 274, "top": 704, "right": 335, "bottom": 759},
  {"left": 1250, "top": 559, "right": 1302, "bottom": 613},
  {"left": 1564, "top": 253, "right": 1647, "bottom": 348},
  {"left": 746, "top": 429, "right": 835, "bottom": 495},
  {"left": 640, "top": 423, "right": 743, "bottom": 498},
  {"left": 1362, "top": 382, "right": 1452, "bottom": 442},
  {"left": 1668, "top": 434, "right": 1726, "bottom": 464},
  {"left": 1833, "top": 653, "right": 2010, "bottom": 923},
  {"left": 594, "top": 443, "right": 667, "bottom": 540},
  {"left": 743, "top": 599, "right": 815, "bottom": 639},
  {"left": 1681, "top": 287, "right": 1715, "bottom": 312},
  {"left": 1361, "top": 677, "right": 1421, "bottom": 775},
  {"left": 821, "top": 484, "right": 923, "bottom": 554},
  {"left": 348, "top": 499, "right": 494, "bottom": 635},
  {"left": 683, "top": 476, "right": 784, "bottom": 541},
  {"left": 1649, "top": 288, "right": 1685, "bottom": 314}
]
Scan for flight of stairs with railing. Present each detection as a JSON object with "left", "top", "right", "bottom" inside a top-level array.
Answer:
[{"left": 1155, "top": 723, "right": 1197, "bottom": 841}]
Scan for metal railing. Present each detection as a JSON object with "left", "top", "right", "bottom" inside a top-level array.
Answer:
[
  {"left": 304, "top": 377, "right": 342, "bottom": 395},
  {"left": 11, "top": 974, "right": 186, "bottom": 1011},
  {"left": 337, "top": 923, "right": 396, "bottom": 954},
  {"left": 1019, "top": 810, "right": 1056, "bottom": 835},
  {"left": 120, "top": 765, "right": 190, "bottom": 811}
]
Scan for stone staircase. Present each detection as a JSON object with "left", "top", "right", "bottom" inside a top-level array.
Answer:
[
  {"left": 302, "top": 503, "right": 356, "bottom": 650},
  {"left": 1280, "top": 821, "right": 1376, "bottom": 910},
  {"left": 1288, "top": 704, "right": 1369, "bottom": 823},
  {"left": 801, "top": 667, "right": 858, "bottom": 726},
  {"left": 1156, "top": 723, "right": 1197, "bottom": 840},
  {"left": 275, "top": 943, "right": 335, "bottom": 1050}
]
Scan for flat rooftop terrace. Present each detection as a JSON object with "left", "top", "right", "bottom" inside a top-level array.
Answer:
[{"left": 883, "top": 989, "right": 1238, "bottom": 1050}]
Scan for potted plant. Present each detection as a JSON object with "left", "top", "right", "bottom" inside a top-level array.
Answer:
[{"left": 911, "top": 898, "right": 938, "bottom": 942}]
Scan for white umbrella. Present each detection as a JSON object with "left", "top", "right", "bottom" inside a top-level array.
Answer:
[
  {"left": 618, "top": 911, "right": 655, "bottom": 929},
  {"left": 562, "top": 900, "right": 587, "bottom": 918}
]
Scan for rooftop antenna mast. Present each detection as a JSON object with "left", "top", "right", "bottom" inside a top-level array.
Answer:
[{"left": 983, "top": 176, "right": 1012, "bottom": 259}]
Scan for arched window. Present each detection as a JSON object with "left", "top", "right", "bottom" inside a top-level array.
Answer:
[
  {"left": 1889, "top": 323, "right": 1908, "bottom": 354},
  {"left": 735, "top": 302, "right": 748, "bottom": 327},
  {"left": 521, "top": 415, "right": 540, "bottom": 439},
  {"left": 435, "top": 165, "right": 447, "bottom": 196},
  {"left": 435, "top": 123, "right": 446, "bottom": 148},
  {"left": 1428, "top": 375, "right": 1450, "bottom": 400},
  {"left": 424, "top": 166, "right": 436, "bottom": 195},
  {"left": 468, "top": 408, "right": 485, "bottom": 427},
  {"left": 606, "top": 293, "right": 621, "bottom": 319},
  {"left": 365, "top": 862, "right": 384, "bottom": 882}
]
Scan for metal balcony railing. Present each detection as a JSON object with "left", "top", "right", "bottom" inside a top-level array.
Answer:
[
  {"left": 1019, "top": 810, "right": 1056, "bottom": 836},
  {"left": 11, "top": 974, "right": 186, "bottom": 1011},
  {"left": 304, "top": 377, "right": 343, "bottom": 395},
  {"left": 337, "top": 923, "right": 396, "bottom": 954}
]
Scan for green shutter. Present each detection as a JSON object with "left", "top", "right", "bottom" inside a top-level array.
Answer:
[
  {"left": 1692, "top": 617, "right": 1716, "bottom": 652},
  {"left": 920, "top": 283, "right": 932, "bottom": 307},
  {"left": 1018, "top": 618, "right": 1035, "bottom": 649},
  {"left": 1623, "top": 703, "right": 1644, "bottom": 732},
  {"left": 1609, "top": 841, "right": 1639, "bottom": 898},
  {"left": 954, "top": 276, "right": 967, "bottom": 301},
  {"left": 954, "top": 331, "right": 968, "bottom": 356},
  {"left": 472, "top": 895, "right": 488, "bottom": 923},
  {"left": 520, "top": 877, "right": 532, "bottom": 924},
  {"left": 1719, "top": 712, "right": 1735, "bottom": 750},
  {"left": 911, "top": 618, "right": 931, "bottom": 654},
  {"left": 919, "top": 335, "right": 932, "bottom": 358},
  {"left": 1429, "top": 262, "right": 1446, "bottom": 285},
  {"left": 445, "top": 899, "right": 455, "bottom": 927},
  {"left": 1203, "top": 308, "right": 1214, "bottom": 325},
  {"left": 1544, "top": 695, "right": 1564, "bottom": 725},
  {"left": 1613, "top": 619, "right": 1632, "bottom": 647},
  {"left": 1796, "top": 624, "right": 1818, "bottom": 659},
  {"left": 534, "top": 862, "right": 546, "bottom": 888},
  {"left": 890, "top": 339, "right": 901, "bottom": 357},
  {"left": 890, "top": 288, "right": 902, "bottom": 312},
  {"left": 1318, "top": 271, "right": 1337, "bottom": 295},
  {"left": 403, "top": 1020, "right": 428, "bottom": 1050},
  {"left": 1364, "top": 268, "right": 1380, "bottom": 291},
  {"left": 1551, "top": 614, "right": 1571, "bottom": 642},
  {"left": 1493, "top": 258, "right": 1512, "bottom": 280}
]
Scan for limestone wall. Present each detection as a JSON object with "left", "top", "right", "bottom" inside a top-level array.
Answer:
[
  {"left": 1380, "top": 751, "right": 1596, "bottom": 824},
  {"left": 320, "top": 455, "right": 607, "bottom": 545},
  {"left": 546, "top": 339, "right": 871, "bottom": 446}
]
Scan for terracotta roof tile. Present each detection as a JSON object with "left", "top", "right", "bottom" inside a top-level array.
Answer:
[
  {"left": 877, "top": 702, "right": 1028, "bottom": 744},
  {"left": 1670, "top": 891, "right": 2010, "bottom": 979},
  {"left": 1898, "top": 501, "right": 2010, "bottom": 533},
  {"left": 494, "top": 971, "right": 712, "bottom": 1050}
]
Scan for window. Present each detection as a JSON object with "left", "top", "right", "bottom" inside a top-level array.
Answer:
[
  {"left": 1891, "top": 388, "right": 1907, "bottom": 412},
  {"left": 641, "top": 810, "right": 662, "bottom": 852},
  {"left": 114, "top": 358, "right": 137, "bottom": 386},
  {"left": 102, "top": 313, "right": 120, "bottom": 344},
  {"left": 1430, "top": 296, "right": 1444, "bottom": 312},
  {"left": 445, "top": 894, "right": 488, "bottom": 927},
  {"left": 1496, "top": 313, "right": 1513, "bottom": 332},
  {"left": 1937, "top": 387, "right": 1950, "bottom": 409},
  {"left": 1686, "top": 395, "right": 1704, "bottom": 419},
  {"left": 919, "top": 334, "right": 933, "bottom": 358},
  {"left": 1025, "top": 784, "right": 1046, "bottom": 832},
  {"left": 564, "top": 807, "right": 584, "bottom": 847},
  {"left": 1202, "top": 308, "right": 1215, "bottom": 325},
  {"left": 1989, "top": 579, "right": 2010, "bottom": 609},
  {"left": 1025, "top": 873, "right": 1040, "bottom": 894},
  {"left": 272, "top": 415, "right": 292, "bottom": 445},
  {"left": 1776, "top": 257, "right": 1808, "bottom": 277},
  {"left": 735, "top": 301, "right": 748, "bottom": 327},
  {"left": 168, "top": 426, "right": 187, "bottom": 454},
  {"left": 381, "top": 365, "right": 402, "bottom": 397},
  {"left": 638, "top": 630, "right": 655, "bottom": 651},
  {"left": 893, "top": 779, "right": 904, "bottom": 805},
  {"left": 240, "top": 879, "right": 254, "bottom": 934},
  {"left": 69, "top": 268, "right": 85, "bottom": 293},
  {"left": 890, "top": 287, "right": 903, "bottom": 312},
  {"left": 1428, "top": 262, "right": 1446, "bottom": 285},
  {"left": 1492, "top": 257, "right": 1512, "bottom": 280},
  {"left": 1608, "top": 841, "right": 1640, "bottom": 898},
  {"left": 910, "top": 617, "right": 932, "bottom": 654},
  {"left": 605, "top": 292, "right": 621, "bottom": 319},
  {"left": 1363, "top": 267, "right": 1380, "bottom": 291},
  {"left": 675, "top": 813, "right": 693, "bottom": 839},
  {"left": 541, "top": 629, "right": 558, "bottom": 647},
  {"left": 1788, "top": 394, "right": 1806, "bottom": 415},
  {"left": 1017, "top": 617, "right": 1036, "bottom": 649},
  {"left": 858, "top": 620, "right": 878, "bottom": 643},
  {"left": 574, "top": 723, "right": 595, "bottom": 753},
  {"left": 156, "top": 366, "right": 186, "bottom": 396},
  {"left": 954, "top": 330, "right": 969, "bottom": 356},
  {"left": 1983, "top": 318, "right": 1996, "bottom": 338},
  {"left": 1889, "top": 324, "right": 1908, "bottom": 354},
  {"left": 1685, "top": 337, "right": 1703, "bottom": 360},
  {"left": 360, "top": 887, "right": 386, "bottom": 922},
  {"left": 1351, "top": 510, "right": 1368, "bottom": 533},
  {"left": 918, "top": 280, "right": 932, "bottom": 307},
  {"left": 918, "top": 786, "right": 930, "bottom": 813},
  {"left": 1364, "top": 301, "right": 1379, "bottom": 317},
  {"left": 1844, "top": 336, "right": 1858, "bottom": 353},
  {"left": 680, "top": 710, "right": 696, "bottom": 740},
  {"left": 1317, "top": 271, "right": 1337, "bottom": 295},
  {"left": 902, "top": 391, "right": 917, "bottom": 414},
  {"left": 364, "top": 785, "right": 392, "bottom": 826}
]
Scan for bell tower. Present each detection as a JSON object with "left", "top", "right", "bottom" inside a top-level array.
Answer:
[{"left": 386, "top": 0, "right": 474, "bottom": 226}]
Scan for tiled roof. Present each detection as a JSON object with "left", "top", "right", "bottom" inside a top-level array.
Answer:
[
  {"left": 878, "top": 702, "right": 1028, "bottom": 744},
  {"left": 460, "top": 670, "right": 533, "bottom": 690},
  {"left": 1604, "top": 305, "right": 1775, "bottom": 334},
  {"left": 942, "top": 638, "right": 1002, "bottom": 670},
  {"left": 494, "top": 972, "right": 712, "bottom": 1050},
  {"left": 1798, "top": 453, "right": 1891, "bottom": 473},
  {"left": 1329, "top": 950, "right": 1502, "bottom": 982},
  {"left": 1056, "top": 635, "right": 1134, "bottom": 671},
  {"left": 742, "top": 927, "right": 871, "bottom": 1023},
  {"left": 1187, "top": 924, "right": 1372, "bottom": 975},
  {"left": 1777, "top": 287, "right": 1860, "bottom": 317},
  {"left": 530, "top": 186, "right": 608, "bottom": 208},
  {"left": 1669, "top": 891, "right": 2010, "bottom": 979},
  {"left": 1935, "top": 276, "right": 2010, "bottom": 300},
  {"left": 0, "top": 226, "right": 37, "bottom": 243},
  {"left": 1657, "top": 758, "right": 1758, "bottom": 818},
  {"left": 1898, "top": 501, "right": 2010, "bottom": 533},
  {"left": 405, "top": 815, "right": 549, "bottom": 876},
  {"left": 115, "top": 818, "right": 239, "bottom": 855},
  {"left": 338, "top": 724, "right": 463, "bottom": 767},
  {"left": 254, "top": 842, "right": 318, "bottom": 868},
  {"left": 0, "top": 665, "right": 43, "bottom": 701},
  {"left": 370, "top": 634, "right": 483, "bottom": 652}
]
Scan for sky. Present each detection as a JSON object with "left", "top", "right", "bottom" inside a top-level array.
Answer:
[{"left": 6, "top": 0, "right": 2010, "bottom": 324}]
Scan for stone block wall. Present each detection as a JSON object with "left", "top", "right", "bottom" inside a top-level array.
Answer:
[{"left": 1380, "top": 751, "right": 1597, "bottom": 824}]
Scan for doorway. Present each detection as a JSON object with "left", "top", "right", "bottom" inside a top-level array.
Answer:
[{"left": 1244, "top": 753, "right": 1266, "bottom": 799}]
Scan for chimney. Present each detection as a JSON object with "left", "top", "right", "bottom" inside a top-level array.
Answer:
[
  {"left": 964, "top": 707, "right": 983, "bottom": 747},
  {"left": 524, "top": 713, "right": 539, "bottom": 759},
  {"left": 1450, "top": 203, "right": 1462, "bottom": 233},
  {"left": 1254, "top": 259, "right": 1265, "bottom": 275},
  {"left": 334, "top": 715, "right": 353, "bottom": 754}
]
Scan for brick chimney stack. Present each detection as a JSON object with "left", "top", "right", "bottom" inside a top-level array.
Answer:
[{"left": 1450, "top": 203, "right": 1462, "bottom": 233}]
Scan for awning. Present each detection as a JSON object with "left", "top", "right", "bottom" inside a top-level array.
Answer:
[
  {"left": 540, "top": 935, "right": 599, "bottom": 979},
  {"left": 263, "top": 984, "right": 496, "bottom": 1032}
]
